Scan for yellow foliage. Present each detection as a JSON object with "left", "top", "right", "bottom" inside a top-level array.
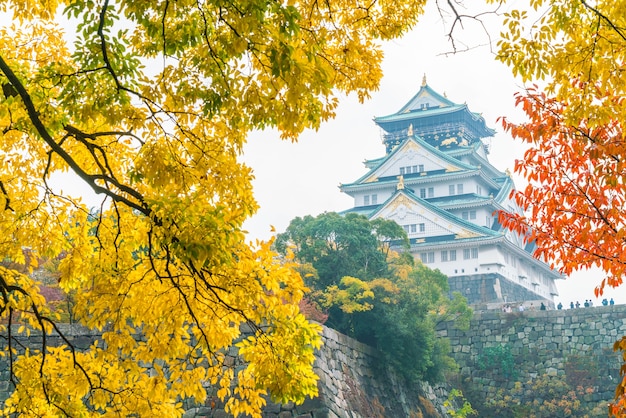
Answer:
[
  {"left": 497, "top": 0, "right": 626, "bottom": 130},
  {"left": 0, "top": 0, "right": 425, "bottom": 416},
  {"left": 322, "top": 276, "right": 377, "bottom": 313}
]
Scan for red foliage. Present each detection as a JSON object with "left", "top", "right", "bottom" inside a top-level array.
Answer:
[
  {"left": 498, "top": 85, "right": 626, "bottom": 414},
  {"left": 39, "top": 285, "right": 64, "bottom": 302},
  {"left": 498, "top": 86, "right": 626, "bottom": 294},
  {"left": 298, "top": 297, "right": 328, "bottom": 324}
]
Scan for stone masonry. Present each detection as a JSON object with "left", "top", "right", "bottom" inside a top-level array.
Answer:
[
  {"left": 4, "top": 305, "right": 626, "bottom": 416},
  {"left": 438, "top": 304, "right": 626, "bottom": 410},
  {"left": 0, "top": 324, "right": 452, "bottom": 417}
]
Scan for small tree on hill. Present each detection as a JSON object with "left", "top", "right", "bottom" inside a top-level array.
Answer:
[{"left": 276, "top": 212, "right": 471, "bottom": 383}]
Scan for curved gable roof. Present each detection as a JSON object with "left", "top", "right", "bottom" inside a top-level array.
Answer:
[
  {"left": 396, "top": 83, "right": 457, "bottom": 114},
  {"left": 369, "top": 189, "right": 501, "bottom": 239},
  {"left": 341, "top": 136, "right": 477, "bottom": 189},
  {"left": 373, "top": 83, "right": 496, "bottom": 139}
]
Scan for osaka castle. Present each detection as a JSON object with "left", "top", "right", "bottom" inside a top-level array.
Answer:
[{"left": 340, "top": 78, "right": 561, "bottom": 307}]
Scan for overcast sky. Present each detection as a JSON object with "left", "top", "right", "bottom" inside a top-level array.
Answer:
[{"left": 241, "top": 3, "right": 624, "bottom": 307}]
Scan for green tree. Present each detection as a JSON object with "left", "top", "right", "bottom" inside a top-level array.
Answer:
[
  {"left": 0, "top": 0, "right": 427, "bottom": 416},
  {"left": 275, "top": 212, "right": 398, "bottom": 289},
  {"left": 355, "top": 259, "right": 468, "bottom": 382},
  {"left": 444, "top": 389, "right": 477, "bottom": 418},
  {"left": 276, "top": 212, "right": 471, "bottom": 382}
]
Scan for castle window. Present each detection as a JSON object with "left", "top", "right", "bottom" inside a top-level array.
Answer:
[
  {"left": 420, "top": 252, "right": 434, "bottom": 264},
  {"left": 428, "top": 187, "right": 434, "bottom": 198},
  {"left": 462, "top": 211, "right": 469, "bottom": 220},
  {"left": 419, "top": 164, "right": 424, "bottom": 172},
  {"left": 363, "top": 194, "right": 378, "bottom": 206},
  {"left": 470, "top": 210, "right": 476, "bottom": 220},
  {"left": 457, "top": 183, "right": 464, "bottom": 194},
  {"left": 401, "top": 165, "right": 421, "bottom": 175},
  {"left": 449, "top": 185, "right": 455, "bottom": 195},
  {"left": 419, "top": 223, "right": 425, "bottom": 232},
  {"left": 441, "top": 251, "right": 448, "bottom": 262},
  {"left": 450, "top": 250, "right": 457, "bottom": 261},
  {"left": 410, "top": 224, "right": 417, "bottom": 233},
  {"left": 420, "top": 188, "right": 426, "bottom": 198},
  {"left": 462, "top": 248, "right": 478, "bottom": 260}
]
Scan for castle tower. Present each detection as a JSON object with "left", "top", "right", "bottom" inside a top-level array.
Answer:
[{"left": 339, "top": 80, "right": 561, "bottom": 307}]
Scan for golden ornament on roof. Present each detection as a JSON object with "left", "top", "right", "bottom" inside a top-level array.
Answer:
[{"left": 397, "top": 175, "right": 405, "bottom": 190}]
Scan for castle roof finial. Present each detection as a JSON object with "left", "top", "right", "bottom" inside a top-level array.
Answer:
[
  {"left": 421, "top": 73, "right": 427, "bottom": 87},
  {"left": 397, "top": 175, "right": 405, "bottom": 190}
]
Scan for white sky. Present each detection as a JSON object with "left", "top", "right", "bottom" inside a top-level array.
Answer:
[{"left": 241, "top": 3, "right": 624, "bottom": 307}]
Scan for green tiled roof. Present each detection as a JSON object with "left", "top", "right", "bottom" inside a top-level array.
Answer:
[
  {"left": 369, "top": 189, "right": 501, "bottom": 239},
  {"left": 373, "top": 83, "right": 496, "bottom": 139},
  {"left": 428, "top": 193, "right": 492, "bottom": 208},
  {"left": 340, "top": 136, "right": 477, "bottom": 190}
]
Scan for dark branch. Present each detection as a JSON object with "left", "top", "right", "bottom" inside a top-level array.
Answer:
[
  {"left": 97, "top": 0, "right": 122, "bottom": 91},
  {"left": 435, "top": 0, "right": 502, "bottom": 54},
  {"left": 0, "top": 54, "right": 151, "bottom": 218},
  {"left": 0, "top": 180, "right": 13, "bottom": 211},
  {"left": 580, "top": 0, "right": 626, "bottom": 42}
]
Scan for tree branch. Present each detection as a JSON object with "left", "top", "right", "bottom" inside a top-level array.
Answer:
[
  {"left": 0, "top": 54, "right": 151, "bottom": 217},
  {"left": 580, "top": 0, "right": 626, "bottom": 42},
  {"left": 0, "top": 180, "right": 13, "bottom": 211}
]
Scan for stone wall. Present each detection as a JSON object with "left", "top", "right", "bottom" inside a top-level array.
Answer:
[
  {"left": 0, "top": 324, "right": 101, "bottom": 407},
  {"left": 184, "top": 325, "right": 454, "bottom": 417},
  {"left": 6, "top": 305, "right": 624, "bottom": 416},
  {"left": 448, "top": 273, "right": 553, "bottom": 307},
  {"left": 439, "top": 304, "right": 626, "bottom": 411},
  {"left": 0, "top": 324, "right": 453, "bottom": 417},
  {"left": 304, "top": 326, "right": 451, "bottom": 418}
]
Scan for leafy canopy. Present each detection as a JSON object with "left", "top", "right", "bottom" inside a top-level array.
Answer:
[
  {"left": 0, "top": 0, "right": 426, "bottom": 416},
  {"left": 274, "top": 212, "right": 405, "bottom": 289},
  {"left": 493, "top": 0, "right": 626, "bottom": 414},
  {"left": 276, "top": 212, "right": 471, "bottom": 383}
]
